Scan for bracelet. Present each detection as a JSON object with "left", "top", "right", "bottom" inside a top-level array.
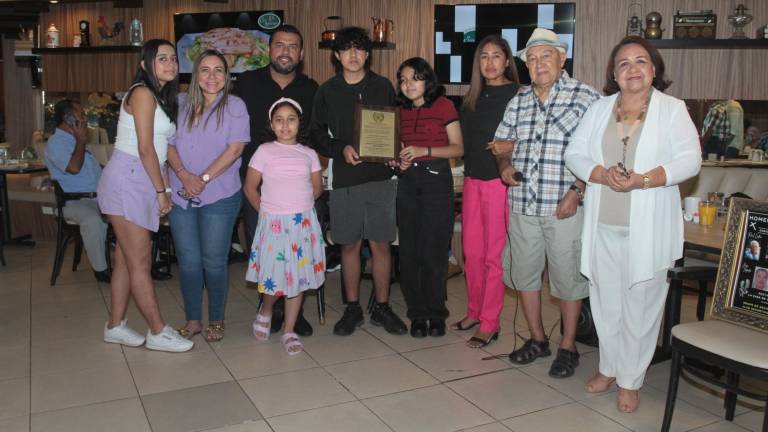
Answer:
[
  {"left": 175, "top": 166, "right": 185, "bottom": 174},
  {"left": 569, "top": 184, "right": 584, "bottom": 201},
  {"left": 156, "top": 189, "right": 165, "bottom": 194}
]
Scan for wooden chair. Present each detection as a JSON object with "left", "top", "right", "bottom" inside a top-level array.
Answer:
[
  {"left": 661, "top": 320, "right": 768, "bottom": 432},
  {"left": 654, "top": 266, "right": 718, "bottom": 363}
]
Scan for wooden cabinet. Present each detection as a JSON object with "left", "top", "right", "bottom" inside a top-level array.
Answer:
[{"left": 33, "top": 46, "right": 140, "bottom": 92}]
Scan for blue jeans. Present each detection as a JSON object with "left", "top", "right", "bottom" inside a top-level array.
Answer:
[{"left": 169, "top": 191, "right": 241, "bottom": 321}]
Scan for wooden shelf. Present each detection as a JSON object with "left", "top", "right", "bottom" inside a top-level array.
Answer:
[
  {"left": 647, "top": 39, "right": 768, "bottom": 49},
  {"left": 318, "top": 41, "right": 395, "bottom": 50},
  {"left": 32, "top": 45, "right": 142, "bottom": 54}
]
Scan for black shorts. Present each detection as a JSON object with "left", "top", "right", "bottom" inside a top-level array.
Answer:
[{"left": 329, "top": 179, "right": 396, "bottom": 244}]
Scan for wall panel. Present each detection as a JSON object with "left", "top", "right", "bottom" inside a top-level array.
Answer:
[{"left": 31, "top": 0, "right": 768, "bottom": 99}]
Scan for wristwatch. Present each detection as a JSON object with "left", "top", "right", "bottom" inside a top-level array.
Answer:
[
  {"left": 642, "top": 175, "right": 651, "bottom": 190},
  {"left": 569, "top": 184, "right": 584, "bottom": 201},
  {"left": 201, "top": 173, "right": 211, "bottom": 184}
]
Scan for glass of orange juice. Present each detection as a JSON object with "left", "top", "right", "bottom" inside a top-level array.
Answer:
[{"left": 699, "top": 201, "right": 716, "bottom": 226}]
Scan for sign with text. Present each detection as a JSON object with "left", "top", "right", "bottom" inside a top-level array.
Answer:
[{"left": 712, "top": 199, "right": 768, "bottom": 332}]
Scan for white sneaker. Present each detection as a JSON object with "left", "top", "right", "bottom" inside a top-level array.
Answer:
[
  {"left": 145, "top": 325, "right": 194, "bottom": 352},
  {"left": 104, "top": 320, "right": 145, "bottom": 347}
]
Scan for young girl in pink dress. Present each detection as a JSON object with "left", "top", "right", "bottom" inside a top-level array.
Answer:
[{"left": 244, "top": 98, "right": 325, "bottom": 355}]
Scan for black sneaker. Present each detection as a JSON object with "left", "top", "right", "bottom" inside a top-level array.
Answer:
[
  {"left": 270, "top": 302, "right": 285, "bottom": 332},
  {"left": 93, "top": 269, "right": 111, "bottom": 283},
  {"left": 370, "top": 303, "right": 407, "bottom": 335},
  {"left": 428, "top": 320, "right": 446, "bottom": 337},
  {"left": 410, "top": 320, "right": 428, "bottom": 338},
  {"left": 333, "top": 304, "right": 364, "bottom": 336},
  {"left": 294, "top": 312, "right": 314, "bottom": 337}
]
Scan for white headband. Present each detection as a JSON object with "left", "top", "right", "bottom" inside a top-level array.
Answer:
[{"left": 268, "top": 97, "right": 303, "bottom": 119}]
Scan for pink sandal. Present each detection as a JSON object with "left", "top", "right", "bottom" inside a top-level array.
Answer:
[
  {"left": 252, "top": 313, "right": 271, "bottom": 341},
  {"left": 281, "top": 332, "right": 303, "bottom": 355}
]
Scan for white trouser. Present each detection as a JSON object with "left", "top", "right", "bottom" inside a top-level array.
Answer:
[
  {"left": 590, "top": 223, "right": 669, "bottom": 390},
  {"left": 62, "top": 198, "right": 108, "bottom": 272}
]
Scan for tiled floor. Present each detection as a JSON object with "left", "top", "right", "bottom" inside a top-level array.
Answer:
[{"left": 1, "top": 242, "right": 765, "bottom": 432}]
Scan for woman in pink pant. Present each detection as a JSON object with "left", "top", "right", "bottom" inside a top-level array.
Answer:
[{"left": 455, "top": 35, "right": 520, "bottom": 348}]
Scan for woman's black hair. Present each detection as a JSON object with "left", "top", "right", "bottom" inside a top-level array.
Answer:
[
  {"left": 395, "top": 57, "right": 445, "bottom": 109},
  {"left": 331, "top": 27, "right": 372, "bottom": 74},
  {"left": 128, "top": 38, "right": 178, "bottom": 123},
  {"left": 603, "top": 36, "right": 671, "bottom": 95}
]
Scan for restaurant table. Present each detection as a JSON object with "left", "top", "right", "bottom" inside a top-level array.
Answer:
[
  {"left": 653, "top": 220, "right": 726, "bottom": 364},
  {"left": 683, "top": 219, "right": 726, "bottom": 255},
  {"left": 0, "top": 164, "right": 48, "bottom": 265}
]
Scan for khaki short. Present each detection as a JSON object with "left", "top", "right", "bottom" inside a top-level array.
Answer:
[{"left": 502, "top": 209, "right": 589, "bottom": 301}]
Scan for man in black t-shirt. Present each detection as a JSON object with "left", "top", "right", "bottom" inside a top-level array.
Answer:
[{"left": 233, "top": 24, "right": 318, "bottom": 336}]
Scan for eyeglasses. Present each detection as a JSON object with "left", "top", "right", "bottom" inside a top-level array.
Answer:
[{"left": 177, "top": 189, "right": 201, "bottom": 205}]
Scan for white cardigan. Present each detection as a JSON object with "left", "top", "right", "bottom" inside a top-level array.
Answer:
[{"left": 564, "top": 90, "right": 701, "bottom": 285}]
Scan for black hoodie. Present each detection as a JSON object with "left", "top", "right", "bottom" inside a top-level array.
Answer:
[{"left": 309, "top": 70, "right": 396, "bottom": 189}]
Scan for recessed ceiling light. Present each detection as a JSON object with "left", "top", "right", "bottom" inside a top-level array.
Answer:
[{"left": 50, "top": 1, "right": 59, "bottom": 3}]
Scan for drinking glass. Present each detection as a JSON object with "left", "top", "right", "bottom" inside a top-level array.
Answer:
[
  {"left": 699, "top": 201, "right": 717, "bottom": 226},
  {"left": 0, "top": 146, "right": 8, "bottom": 165}
]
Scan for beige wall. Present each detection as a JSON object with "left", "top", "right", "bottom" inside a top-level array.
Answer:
[
  {"left": 34, "top": 0, "right": 768, "bottom": 99},
  {"left": 2, "top": 37, "right": 42, "bottom": 152},
  {"left": 4, "top": 0, "right": 764, "bottom": 148}
]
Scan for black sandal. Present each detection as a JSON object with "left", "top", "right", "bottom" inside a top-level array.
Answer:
[
  {"left": 548, "top": 348, "right": 580, "bottom": 378},
  {"left": 508, "top": 338, "right": 551, "bottom": 364},
  {"left": 467, "top": 331, "right": 499, "bottom": 348},
  {"left": 450, "top": 318, "right": 480, "bottom": 331}
]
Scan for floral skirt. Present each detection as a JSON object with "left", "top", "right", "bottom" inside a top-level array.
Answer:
[{"left": 246, "top": 209, "right": 325, "bottom": 297}]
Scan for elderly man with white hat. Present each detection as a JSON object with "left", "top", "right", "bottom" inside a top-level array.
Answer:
[{"left": 492, "top": 28, "right": 600, "bottom": 378}]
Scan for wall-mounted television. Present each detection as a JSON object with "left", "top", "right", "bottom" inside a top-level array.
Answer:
[
  {"left": 434, "top": 3, "right": 575, "bottom": 85},
  {"left": 173, "top": 10, "right": 284, "bottom": 82}
]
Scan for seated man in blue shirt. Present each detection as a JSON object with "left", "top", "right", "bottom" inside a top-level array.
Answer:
[{"left": 44, "top": 99, "right": 110, "bottom": 283}]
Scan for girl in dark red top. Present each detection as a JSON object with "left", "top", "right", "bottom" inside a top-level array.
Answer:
[{"left": 397, "top": 57, "right": 464, "bottom": 338}]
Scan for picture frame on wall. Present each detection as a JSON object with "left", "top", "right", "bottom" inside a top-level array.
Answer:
[{"left": 711, "top": 197, "right": 768, "bottom": 333}]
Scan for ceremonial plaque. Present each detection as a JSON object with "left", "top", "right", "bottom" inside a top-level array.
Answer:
[
  {"left": 353, "top": 104, "right": 400, "bottom": 162},
  {"left": 711, "top": 198, "right": 768, "bottom": 333}
]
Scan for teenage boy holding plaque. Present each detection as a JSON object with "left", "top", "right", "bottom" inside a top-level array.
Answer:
[{"left": 309, "top": 27, "right": 408, "bottom": 336}]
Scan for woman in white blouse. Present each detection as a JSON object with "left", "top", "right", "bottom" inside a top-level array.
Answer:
[{"left": 564, "top": 36, "right": 701, "bottom": 413}]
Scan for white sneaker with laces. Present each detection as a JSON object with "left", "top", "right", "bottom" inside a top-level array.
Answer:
[
  {"left": 104, "top": 320, "right": 145, "bottom": 347},
  {"left": 145, "top": 325, "right": 194, "bottom": 352}
]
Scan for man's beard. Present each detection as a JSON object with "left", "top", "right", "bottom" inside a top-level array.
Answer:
[{"left": 271, "top": 59, "right": 298, "bottom": 75}]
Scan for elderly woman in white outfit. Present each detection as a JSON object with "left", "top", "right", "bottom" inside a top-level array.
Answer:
[{"left": 564, "top": 36, "right": 701, "bottom": 413}]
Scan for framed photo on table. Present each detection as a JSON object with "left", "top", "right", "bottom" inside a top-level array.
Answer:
[
  {"left": 353, "top": 104, "right": 400, "bottom": 163},
  {"left": 711, "top": 198, "right": 768, "bottom": 333}
]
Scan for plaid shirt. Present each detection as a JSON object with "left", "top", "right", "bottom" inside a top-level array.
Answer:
[
  {"left": 494, "top": 71, "right": 600, "bottom": 216},
  {"left": 701, "top": 101, "right": 732, "bottom": 141}
]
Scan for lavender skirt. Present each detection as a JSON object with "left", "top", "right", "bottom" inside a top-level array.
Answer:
[{"left": 97, "top": 149, "right": 160, "bottom": 232}]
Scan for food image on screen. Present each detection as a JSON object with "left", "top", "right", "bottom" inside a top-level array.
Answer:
[{"left": 177, "top": 28, "right": 270, "bottom": 74}]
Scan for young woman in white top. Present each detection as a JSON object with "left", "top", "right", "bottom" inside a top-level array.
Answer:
[{"left": 97, "top": 39, "right": 193, "bottom": 352}]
